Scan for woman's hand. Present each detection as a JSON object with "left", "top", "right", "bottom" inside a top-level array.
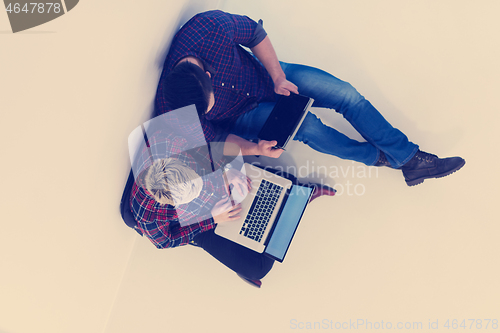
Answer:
[
  {"left": 211, "top": 197, "right": 242, "bottom": 224},
  {"left": 224, "top": 168, "right": 252, "bottom": 197}
]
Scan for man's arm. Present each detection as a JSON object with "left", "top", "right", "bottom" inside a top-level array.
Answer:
[
  {"left": 224, "top": 134, "right": 283, "bottom": 158},
  {"left": 222, "top": 35, "right": 294, "bottom": 158},
  {"left": 250, "top": 36, "right": 299, "bottom": 96},
  {"left": 223, "top": 35, "right": 297, "bottom": 158}
]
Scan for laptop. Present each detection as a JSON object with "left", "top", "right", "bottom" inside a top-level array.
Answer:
[
  {"left": 258, "top": 93, "right": 314, "bottom": 150},
  {"left": 215, "top": 163, "right": 313, "bottom": 262}
]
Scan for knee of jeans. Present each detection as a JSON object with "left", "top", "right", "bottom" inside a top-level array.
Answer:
[
  {"left": 336, "top": 82, "right": 365, "bottom": 112},
  {"left": 294, "top": 113, "right": 323, "bottom": 143}
]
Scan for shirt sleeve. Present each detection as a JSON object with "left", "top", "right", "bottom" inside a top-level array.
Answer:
[
  {"left": 147, "top": 214, "right": 215, "bottom": 249},
  {"left": 131, "top": 184, "right": 216, "bottom": 249},
  {"left": 244, "top": 19, "right": 267, "bottom": 48},
  {"left": 196, "top": 10, "right": 267, "bottom": 48}
]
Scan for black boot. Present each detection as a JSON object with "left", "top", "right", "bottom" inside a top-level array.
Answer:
[{"left": 402, "top": 150, "right": 465, "bottom": 186}]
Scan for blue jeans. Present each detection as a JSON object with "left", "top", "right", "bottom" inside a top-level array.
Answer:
[{"left": 230, "top": 62, "right": 418, "bottom": 167}]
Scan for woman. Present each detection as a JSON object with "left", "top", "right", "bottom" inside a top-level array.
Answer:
[{"left": 127, "top": 130, "right": 334, "bottom": 286}]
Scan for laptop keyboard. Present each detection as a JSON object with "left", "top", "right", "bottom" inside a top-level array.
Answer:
[{"left": 239, "top": 179, "right": 284, "bottom": 242}]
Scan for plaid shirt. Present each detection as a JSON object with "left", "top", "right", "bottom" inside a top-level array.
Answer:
[
  {"left": 129, "top": 131, "right": 230, "bottom": 248},
  {"left": 155, "top": 10, "right": 276, "bottom": 142}
]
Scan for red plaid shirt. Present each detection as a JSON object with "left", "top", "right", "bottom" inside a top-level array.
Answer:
[
  {"left": 155, "top": 10, "right": 276, "bottom": 142},
  {"left": 129, "top": 132, "right": 230, "bottom": 248}
]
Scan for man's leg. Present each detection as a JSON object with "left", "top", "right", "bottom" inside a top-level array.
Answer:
[
  {"left": 231, "top": 62, "right": 464, "bottom": 185},
  {"left": 231, "top": 102, "right": 380, "bottom": 166},
  {"left": 280, "top": 62, "right": 419, "bottom": 168}
]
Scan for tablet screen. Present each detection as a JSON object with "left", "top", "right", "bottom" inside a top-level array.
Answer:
[{"left": 258, "top": 94, "right": 312, "bottom": 148}]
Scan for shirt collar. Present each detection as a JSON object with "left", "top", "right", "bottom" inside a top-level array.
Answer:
[{"left": 174, "top": 55, "right": 216, "bottom": 77}]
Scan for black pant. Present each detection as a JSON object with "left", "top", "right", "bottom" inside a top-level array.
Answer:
[
  {"left": 193, "top": 229, "right": 275, "bottom": 280},
  {"left": 193, "top": 167, "right": 305, "bottom": 280}
]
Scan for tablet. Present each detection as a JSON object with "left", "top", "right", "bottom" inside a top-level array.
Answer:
[{"left": 257, "top": 93, "right": 314, "bottom": 149}]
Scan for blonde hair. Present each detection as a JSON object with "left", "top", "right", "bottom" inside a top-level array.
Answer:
[{"left": 144, "top": 158, "right": 203, "bottom": 206}]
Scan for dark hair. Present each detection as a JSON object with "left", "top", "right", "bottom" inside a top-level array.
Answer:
[{"left": 162, "top": 61, "right": 213, "bottom": 117}]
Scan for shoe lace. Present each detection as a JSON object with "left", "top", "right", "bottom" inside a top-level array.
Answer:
[{"left": 416, "top": 151, "right": 437, "bottom": 163}]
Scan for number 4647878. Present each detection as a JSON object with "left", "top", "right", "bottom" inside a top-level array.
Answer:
[{"left": 6, "top": 3, "right": 62, "bottom": 14}]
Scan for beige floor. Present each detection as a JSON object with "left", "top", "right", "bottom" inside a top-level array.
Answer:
[{"left": 1, "top": 1, "right": 499, "bottom": 333}]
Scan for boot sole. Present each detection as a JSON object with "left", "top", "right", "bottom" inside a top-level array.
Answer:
[
  {"left": 237, "top": 273, "right": 262, "bottom": 288},
  {"left": 405, "top": 160, "right": 466, "bottom": 186}
]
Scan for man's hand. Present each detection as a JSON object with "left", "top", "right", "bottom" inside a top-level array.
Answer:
[
  {"left": 274, "top": 76, "right": 299, "bottom": 96},
  {"left": 225, "top": 135, "right": 283, "bottom": 158},
  {"left": 251, "top": 36, "right": 299, "bottom": 97},
  {"left": 256, "top": 140, "right": 284, "bottom": 158},
  {"left": 211, "top": 197, "right": 242, "bottom": 224}
]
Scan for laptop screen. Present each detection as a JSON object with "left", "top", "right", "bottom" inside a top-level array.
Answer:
[{"left": 264, "top": 185, "right": 313, "bottom": 262}]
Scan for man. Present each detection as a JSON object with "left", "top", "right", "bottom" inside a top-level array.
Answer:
[{"left": 157, "top": 10, "right": 465, "bottom": 186}]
